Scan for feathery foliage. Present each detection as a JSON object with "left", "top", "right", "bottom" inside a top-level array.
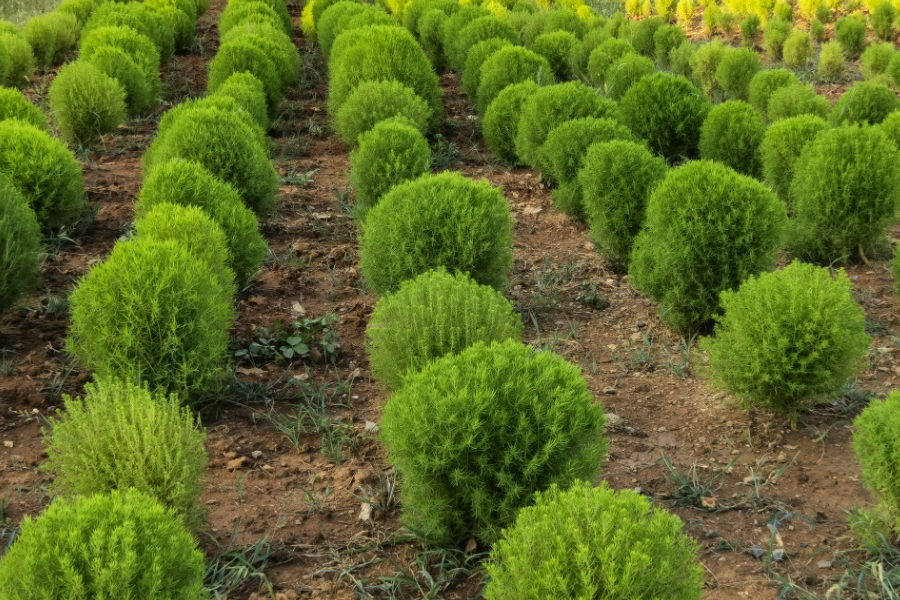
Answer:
[
  {"left": 699, "top": 100, "right": 766, "bottom": 177},
  {"left": 759, "top": 114, "right": 828, "bottom": 205},
  {"left": 482, "top": 80, "right": 540, "bottom": 164},
  {"left": 830, "top": 81, "right": 900, "bottom": 126},
  {"left": 0, "top": 173, "right": 40, "bottom": 314},
  {"left": 854, "top": 391, "right": 900, "bottom": 531},
  {"left": 477, "top": 45, "right": 555, "bottom": 113},
  {"left": 334, "top": 80, "right": 432, "bottom": 147},
  {"left": 0, "top": 87, "right": 47, "bottom": 130}
]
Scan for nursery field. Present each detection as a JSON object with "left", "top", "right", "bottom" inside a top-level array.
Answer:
[{"left": 2, "top": 0, "right": 900, "bottom": 598}]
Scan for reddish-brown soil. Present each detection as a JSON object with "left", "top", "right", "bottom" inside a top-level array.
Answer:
[{"left": 0, "top": 2, "right": 897, "bottom": 599}]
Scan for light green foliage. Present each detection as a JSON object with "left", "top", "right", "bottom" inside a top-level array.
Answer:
[
  {"left": 24, "top": 12, "right": 79, "bottom": 69},
  {"left": 624, "top": 15, "right": 664, "bottom": 57},
  {"left": 854, "top": 392, "right": 900, "bottom": 531},
  {"left": 782, "top": 29, "right": 812, "bottom": 68},
  {"left": 0, "top": 120, "right": 84, "bottom": 228},
  {"left": 210, "top": 71, "right": 269, "bottom": 130},
  {"left": 605, "top": 53, "right": 654, "bottom": 101},
  {"left": 48, "top": 60, "right": 127, "bottom": 144},
  {"left": 0, "top": 173, "right": 40, "bottom": 314},
  {"left": 657, "top": 0, "right": 677, "bottom": 21},
  {"left": 749, "top": 68, "right": 799, "bottom": 116},
  {"left": 220, "top": 23, "right": 301, "bottom": 89},
  {"left": 312, "top": 0, "right": 363, "bottom": 32},
  {"left": 219, "top": 1, "right": 287, "bottom": 37},
  {"left": 329, "top": 26, "right": 442, "bottom": 129},
  {"left": 654, "top": 23, "right": 686, "bottom": 67},
  {"left": 790, "top": 125, "right": 900, "bottom": 262},
  {"left": 586, "top": 37, "right": 635, "bottom": 87},
  {"left": 419, "top": 9, "right": 450, "bottom": 70},
  {"left": 716, "top": 46, "right": 762, "bottom": 101},
  {"left": 810, "top": 18, "right": 825, "bottom": 42},
  {"left": 767, "top": 84, "right": 830, "bottom": 121},
  {"left": 604, "top": 11, "right": 627, "bottom": 37},
  {"left": 522, "top": 9, "right": 587, "bottom": 47},
  {"left": 451, "top": 16, "right": 518, "bottom": 71},
  {"left": 702, "top": 2, "right": 720, "bottom": 36},
  {"left": 135, "top": 160, "right": 265, "bottom": 287},
  {"left": 702, "top": 260, "right": 869, "bottom": 423},
  {"left": 0, "top": 489, "right": 205, "bottom": 599},
  {"left": 381, "top": 339, "right": 607, "bottom": 545},
  {"left": 762, "top": 17, "right": 790, "bottom": 59},
  {"left": 152, "top": 6, "right": 194, "bottom": 52},
  {"left": 818, "top": 40, "right": 846, "bottom": 82},
  {"left": 146, "top": 0, "right": 199, "bottom": 22},
  {"left": 620, "top": 72, "right": 712, "bottom": 161},
  {"left": 351, "top": 118, "right": 431, "bottom": 212},
  {"left": 483, "top": 80, "right": 539, "bottom": 164},
  {"left": 532, "top": 30, "right": 579, "bottom": 80},
  {"left": 318, "top": 0, "right": 367, "bottom": 57},
  {"left": 690, "top": 40, "right": 724, "bottom": 96},
  {"left": 862, "top": 43, "right": 895, "bottom": 80},
  {"left": 57, "top": 0, "right": 102, "bottom": 26},
  {"left": 879, "top": 110, "right": 900, "bottom": 148},
  {"left": 335, "top": 80, "right": 431, "bottom": 147},
  {"left": 0, "top": 21, "right": 18, "bottom": 37},
  {"left": 360, "top": 172, "right": 512, "bottom": 294},
  {"left": 403, "top": 0, "right": 441, "bottom": 33},
  {"left": 68, "top": 238, "right": 234, "bottom": 401},
  {"left": 367, "top": 269, "right": 523, "bottom": 390},
  {"left": 772, "top": 0, "right": 793, "bottom": 20},
  {"left": 80, "top": 26, "right": 161, "bottom": 98},
  {"left": 515, "top": 82, "right": 620, "bottom": 172},
  {"left": 568, "top": 27, "right": 610, "bottom": 81},
  {"left": 476, "top": 46, "right": 554, "bottom": 114},
  {"left": 485, "top": 481, "right": 703, "bottom": 600},
  {"left": 0, "top": 43, "right": 7, "bottom": 86},
  {"left": 43, "top": 379, "right": 208, "bottom": 529},
  {"left": 887, "top": 52, "right": 900, "bottom": 88},
  {"left": 82, "top": 1, "right": 175, "bottom": 63},
  {"left": 831, "top": 81, "right": 900, "bottom": 125},
  {"left": 208, "top": 39, "right": 282, "bottom": 116},
  {"left": 85, "top": 46, "right": 155, "bottom": 115},
  {"left": 871, "top": 1, "right": 897, "bottom": 41},
  {"left": 834, "top": 14, "right": 866, "bottom": 56},
  {"left": 759, "top": 114, "right": 828, "bottom": 204},
  {"left": 0, "top": 87, "right": 47, "bottom": 131},
  {"left": 462, "top": 38, "right": 511, "bottom": 100},
  {"left": 158, "top": 97, "right": 267, "bottom": 155},
  {"left": 442, "top": 5, "right": 491, "bottom": 59},
  {"left": 677, "top": 0, "right": 696, "bottom": 25},
  {"left": 740, "top": 13, "right": 760, "bottom": 45},
  {"left": 0, "top": 32, "right": 34, "bottom": 89},
  {"left": 630, "top": 160, "right": 788, "bottom": 332},
  {"left": 230, "top": 0, "right": 293, "bottom": 32},
  {"left": 798, "top": 0, "right": 821, "bottom": 20},
  {"left": 669, "top": 40, "right": 696, "bottom": 78},
  {"left": 580, "top": 140, "right": 667, "bottom": 268},
  {"left": 699, "top": 100, "right": 766, "bottom": 177},
  {"left": 143, "top": 106, "right": 279, "bottom": 217}
]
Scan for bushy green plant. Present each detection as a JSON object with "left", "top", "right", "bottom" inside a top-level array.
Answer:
[
  {"left": 879, "top": 110, "right": 900, "bottom": 148},
  {"left": 759, "top": 114, "right": 828, "bottom": 204},
  {"left": 143, "top": 106, "right": 279, "bottom": 216},
  {"left": 48, "top": 61, "right": 127, "bottom": 144},
  {"left": 677, "top": 0, "right": 696, "bottom": 25},
  {"left": 767, "top": 84, "right": 830, "bottom": 121},
  {"left": 403, "top": 0, "right": 443, "bottom": 33},
  {"left": 782, "top": 29, "right": 812, "bottom": 68},
  {"left": 210, "top": 71, "right": 269, "bottom": 130},
  {"left": 763, "top": 16, "right": 791, "bottom": 59},
  {"left": 482, "top": 80, "right": 540, "bottom": 164},
  {"left": 531, "top": 30, "right": 579, "bottom": 80},
  {"left": 854, "top": 391, "right": 900, "bottom": 531},
  {"left": 669, "top": 40, "right": 696, "bottom": 78},
  {"left": 450, "top": 16, "right": 518, "bottom": 71},
  {"left": 145, "top": 0, "right": 199, "bottom": 22},
  {"left": 522, "top": 9, "right": 587, "bottom": 46},
  {"left": 367, "top": 270, "right": 523, "bottom": 390},
  {"left": 57, "top": 0, "right": 102, "bottom": 26},
  {"left": 82, "top": 1, "right": 175, "bottom": 62},
  {"left": 332, "top": 6, "right": 400, "bottom": 53},
  {"left": 0, "top": 489, "right": 205, "bottom": 599},
  {"left": 219, "top": 1, "right": 286, "bottom": 37},
  {"left": 230, "top": 0, "right": 293, "bottom": 32},
  {"left": 157, "top": 97, "right": 267, "bottom": 155},
  {"left": 318, "top": 0, "right": 367, "bottom": 57},
  {"left": 569, "top": 27, "right": 611, "bottom": 80},
  {"left": 790, "top": 125, "right": 900, "bottom": 262},
  {"left": 630, "top": 160, "right": 788, "bottom": 332},
  {"left": 69, "top": 238, "right": 233, "bottom": 401},
  {"left": 690, "top": 40, "right": 724, "bottom": 96},
  {"left": 0, "top": 87, "right": 47, "bottom": 131},
  {"left": 862, "top": 42, "right": 895, "bottom": 80},
  {"left": 420, "top": 9, "right": 451, "bottom": 71},
  {"left": 442, "top": 5, "right": 491, "bottom": 57},
  {"left": 351, "top": 118, "right": 431, "bottom": 212},
  {"left": 152, "top": 7, "right": 194, "bottom": 52},
  {"left": 652, "top": 24, "right": 685, "bottom": 67},
  {"left": 580, "top": 140, "right": 667, "bottom": 268},
  {"left": 220, "top": 24, "right": 301, "bottom": 89},
  {"left": 716, "top": 46, "right": 762, "bottom": 101},
  {"left": 23, "top": 12, "right": 78, "bottom": 69},
  {"left": 360, "top": 171, "right": 513, "bottom": 295},
  {"left": 0, "top": 120, "right": 84, "bottom": 228},
  {"left": 830, "top": 81, "right": 900, "bottom": 126},
  {"left": 835, "top": 14, "right": 866, "bottom": 56},
  {"left": 0, "top": 33, "right": 35, "bottom": 89},
  {"left": 620, "top": 72, "right": 712, "bottom": 161},
  {"left": 485, "top": 481, "right": 703, "bottom": 600},
  {"left": 208, "top": 39, "right": 282, "bottom": 116},
  {"left": 702, "top": 3, "right": 721, "bottom": 36},
  {"left": 701, "top": 260, "right": 868, "bottom": 425},
  {"left": 798, "top": 0, "right": 820, "bottom": 20},
  {"left": 699, "top": 100, "right": 766, "bottom": 177},
  {"left": 810, "top": 18, "right": 826, "bottom": 42},
  {"left": 334, "top": 80, "right": 431, "bottom": 147},
  {"left": 740, "top": 13, "right": 761, "bottom": 46},
  {"left": 462, "top": 38, "right": 512, "bottom": 99},
  {"left": 818, "top": 40, "right": 846, "bottom": 82},
  {"left": 80, "top": 26, "right": 161, "bottom": 98},
  {"left": 381, "top": 339, "right": 606, "bottom": 545},
  {"left": 0, "top": 43, "right": 8, "bottom": 86},
  {"left": 135, "top": 160, "right": 265, "bottom": 287},
  {"left": 85, "top": 46, "right": 155, "bottom": 116},
  {"left": 625, "top": 15, "right": 664, "bottom": 57},
  {"left": 604, "top": 53, "right": 654, "bottom": 101},
  {"left": 872, "top": 1, "right": 897, "bottom": 41},
  {"left": 586, "top": 37, "right": 635, "bottom": 87},
  {"left": 749, "top": 68, "right": 800, "bottom": 116},
  {"left": 887, "top": 51, "right": 900, "bottom": 88},
  {"left": 477, "top": 45, "right": 555, "bottom": 113},
  {"left": 43, "top": 378, "right": 208, "bottom": 528},
  {"left": 0, "top": 174, "right": 40, "bottom": 314}
]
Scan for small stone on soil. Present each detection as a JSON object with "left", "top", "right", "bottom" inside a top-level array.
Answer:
[
  {"left": 251, "top": 451, "right": 263, "bottom": 459},
  {"left": 817, "top": 560, "right": 832, "bottom": 569},
  {"left": 603, "top": 387, "right": 617, "bottom": 395},
  {"left": 749, "top": 545, "right": 765, "bottom": 559}
]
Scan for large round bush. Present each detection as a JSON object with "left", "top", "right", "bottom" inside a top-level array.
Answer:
[
  {"left": 440, "top": 5, "right": 491, "bottom": 60},
  {"left": 604, "top": 53, "right": 654, "bottom": 101},
  {"left": 219, "top": 24, "right": 300, "bottom": 89},
  {"left": 219, "top": 1, "right": 287, "bottom": 37},
  {"left": 702, "top": 260, "right": 869, "bottom": 426},
  {"left": 790, "top": 125, "right": 900, "bottom": 262},
  {"left": 462, "top": 38, "right": 512, "bottom": 100},
  {"left": 208, "top": 39, "right": 282, "bottom": 116},
  {"left": 759, "top": 114, "right": 828, "bottom": 204},
  {"left": 0, "top": 174, "right": 41, "bottom": 314},
  {"left": 85, "top": 45, "right": 155, "bottom": 116},
  {"left": 749, "top": 68, "right": 800, "bottom": 116},
  {"left": 698, "top": 100, "right": 766, "bottom": 178},
  {"left": 531, "top": 30, "right": 579, "bottom": 81},
  {"left": 586, "top": 38, "right": 635, "bottom": 87},
  {"left": 450, "top": 15, "right": 518, "bottom": 71},
  {"left": 154, "top": 5, "right": 195, "bottom": 52},
  {"left": 0, "top": 33, "right": 34, "bottom": 89},
  {"left": 767, "top": 84, "right": 829, "bottom": 122},
  {"left": 80, "top": 25, "right": 162, "bottom": 97},
  {"left": 318, "top": 0, "right": 367, "bottom": 57},
  {"left": 830, "top": 81, "right": 900, "bottom": 126},
  {"left": 43, "top": 378, "right": 209, "bottom": 529},
  {"left": 210, "top": 71, "right": 269, "bottom": 130},
  {"left": 620, "top": 73, "right": 712, "bottom": 162},
  {"left": 23, "top": 12, "right": 76, "bottom": 69},
  {"left": 157, "top": 96, "right": 267, "bottom": 155},
  {"left": 630, "top": 160, "right": 788, "bottom": 333},
  {"left": 0, "top": 87, "right": 48, "bottom": 131},
  {"left": 715, "top": 46, "right": 762, "bottom": 101},
  {"left": 381, "top": 339, "right": 607, "bottom": 545},
  {"left": 476, "top": 45, "right": 555, "bottom": 114},
  {"left": 227, "top": 0, "right": 293, "bottom": 32},
  {"left": 485, "top": 481, "right": 703, "bottom": 600},
  {"left": 82, "top": 1, "right": 175, "bottom": 62},
  {"left": 854, "top": 391, "right": 900, "bottom": 531},
  {"left": 367, "top": 269, "right": 523, "bottom": 390},
  {"left": 48, "top": 61, "right": 127, "bottom": 145},
  {"left": 57, "top": 0, "right": 102, "bottom": 25},
  {"left": 483, "top": 80, "right": 540, "bottom": 164},
  {"left": 334, "top": 79, "right": 432, "bottom": 146},
  {"left": 360, "top": 172, "right": 513, "bottom": 295},
  {"left": 0, "top": 489, "right": 205, "bottom": 599}
]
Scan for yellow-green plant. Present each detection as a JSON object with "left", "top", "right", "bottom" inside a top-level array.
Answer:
[
  {"left": 699, "top": 100, "right": 766, "bottom": 177},
  {"left": 854, "top": 391, "right": 900, "bottom": 531},
  {"left": 759, "top": 114, "right": 829, "bottom": 204},
  {"left": 0, "top": 86, "right": 47, "bottom": 131},
  {"left": 81, "top": 1, "right": 175, "bottom": 62},
  {"left": 0, "top": 172, "right": 40, "bottom": 314},
  {"left": 831, "top": 81, "right": 900, "bottom": 125},
  {"left": 334, "top": 79, "right": 432, "bottom": 146},
  {"left": 478, "top": 45, "right": 554, "bottom": 113},
  {"left": 482, "top": 80, "right": 540, "bottom": 164}
]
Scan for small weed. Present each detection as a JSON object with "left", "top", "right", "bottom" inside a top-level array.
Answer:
[
  {"left": 660, "top": 452, "right": 735, "bottom": 510},
  {"left": 281, "top": 165, "right": 318, "bottom": 186},
  {"left": 204, "top": 518, "right": 275, "bottom": 600},
  {"left": 349, "top": 469, "right": 399, "bottom": 515},
  {"left": 44, "top": 359, "right": 76, "bottom": 398},
  {"left": 576, "top": 280, "right": 608, "bottom": 310},
  {"left": 432, "top": 134, "right": 460, "bottom": 169},
  {"left": 866, "top": 317, "right": 891, "bottom": 337},
  {"left": 296, "top": 484, "right": 333, "bottom": 515},
  {"left": 660, "top": 333, "right": 697, "bottom": 379},
  {"left": 234, "top": 315, "right": 341, "bottom": 366},
  {"left": 0, "top": 352, "right": 18, "bottom": 376},
  {"left": 528, "top": 255, "right": 578, "bottom": 316}
]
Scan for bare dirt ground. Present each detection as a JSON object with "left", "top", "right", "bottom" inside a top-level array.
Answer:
[{"left": 0, "top": 2, "right": 897, "bottom": 598}]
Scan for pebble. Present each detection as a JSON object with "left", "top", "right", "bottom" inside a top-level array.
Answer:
[
  {"left": 227, "top": 456, "right": 249, "bottom": 471},
  {"left": 365, "top": 421, "right": 379, "bottom": 433},
  {"left": 603, "top": 387, "right": 617, "bottom": 395},
  {"left": 636, "top": 320, "right": 646, "bottom": 329},
  {"left": 749, "top": 545, "right": 765, "bottom": 559},
  {"left": 772, "top": 549, "right": 785, "bottom": 562},
  {"left": 817, "top": 560, "right": 832, "bottom": 569},
  {"left": 251, "top": 451, "right": 263, "bottom": 459},
  {"left": 604, "top": 413, "right": 624, "bottom": 429},
  {"left": 704, "top": 530, "right": 720, "bottom": 539}
]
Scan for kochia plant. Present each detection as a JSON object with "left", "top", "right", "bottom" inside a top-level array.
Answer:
[
  {"left": 207, "top": 39, "right": 282, "bottom": 116},
  {"left": 531, "top": 31, "right": 580, "bottom": 80},
  {"left": 462, "top": 38, "right": 512, "bottom": 100},
  {"left": 48, "top": 61, "right": 127, "bottom": 145},
  {"left": 0, "top": 174, "right": 41, "bottom": 314},
  {"left": 854, "top": 392, "right": 900, "bottom": 531},
  {"left": 209, "top": 71, "right": 269, "bottom": 130},
  {"left": 748, "top": 68, "right": 799, "bottom": 117},
  {"left": 85, "top": 46, "right": 155, "bottom": 116},
  {"left": 830, "top": 81, "right": 900, "bottom": 126},
  {"left": 82, "top": 1, "right": 175, "bottom": 62},
  {"left": 477, "top": 45, "right": 555, "bottom": 114},
  {"left": 482, "top": 80, "right": 540, "bottom": 164},
  {"left": 334, "top": 80, "right": 432, "bottom": 147},
  {"left": 759, "top": 114, "right": 828, "bottom": 205},
  {"left": 715, "top": 46, "right": 762, "bottom": 101},
  {"left": 699, "top": 100, "right": 766, "bottom": 178},
  {"left": 0, "top": 87, "right": 48, "bottom": 131}
]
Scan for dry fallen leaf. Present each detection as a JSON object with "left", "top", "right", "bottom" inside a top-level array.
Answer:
[{"left": 701, "top": 496, "right": 717, "bottom": 508}]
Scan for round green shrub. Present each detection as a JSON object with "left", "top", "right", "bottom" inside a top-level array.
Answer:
[
  {"left": 483, "top": 80, "right": 540, "bottom": 164},
  {"left": 152, "top": 7, "right": 194, "bottom": 53},
  {"left": 620, "top": 72, "right": 711, "bottom": 162},
  {"left": 569, "top": 27, "right": 611, "bottom": 80},
  {"left": 767, "top": 84, "right": 829, "bottom": 122},
  {"left": 531, "top": 30, "right": 579, "bottom": 80},
  {"left": 485, "top": 481, "right": 703, "bottom": 600},
  {"left": 653, "top": 24, "right": 686, "bottom": 68},
  {"left": 451, "top": 16, "right": 518, "bottom": 71},
  {"left": 759, "top": 114, "right": 828, "bottom": 204},
  {"left": 360, "top": 171, "right": 513, "bottom": 295},
  {"left": 329, "top": 26, "right": 442, "bottom": 129},
  {"left": 702, "top": 260, "right": 869, "bottom": 425},
  {"left": 367, "top": 269, "right": 523, "bottom": 390},
  {"left": 23, "top": 12, "right": 74, "bottom": 70},
  {"left": 602, "top": 53, "right": 651, "bottom": 102},
  {"left": 0, "top": 33, "right": 35, "bottom": 89},
  {"left": 741, "top": 12, "right": 761, "bottom": 45},
  {"left": 462, "top": 38, "right": 512, "bottom": 100},
  {"left": 219, "top": 1, "right": 288, "bottom": 37},
  {"left": 209, "top": 71, "right": 269, "bottom": 130},
  {"left": 0, "top": 120, "right": 84, "bottom": 228},
  {"left": 335, "top": 79, "right": 431, "bottom": 147},
  {"left": 208, "top": 39, "right": 283, "bottom": 116},
  {"left": 351, "top": 118, "right": 431, "bottom": 212},
  {"left": 516, "top": 82, "right": 620, "bottom": 171},
  {"left": 818, "top": 40, "right": 846, "bottom": 82},
  {"left": 810, "top": 18, "right": 826, "bottom": 43},
  {"left": 531, "top": 8, "right": 588, "bottom": 42},
  {"left": 542, "top": 117, "right": 638, "bottom": 188},
  {"left": 80, "top": 26, "right": 162, "bottom": 97},
  {"left": 69, "top": 237, "right": 233, "bottom": 401},
  {"left": 586, "top": 37, "right": 634, "bottom": 87},
  {"left": 0, "top": 174, "right": 40, "bottom": 314},
  {"left": 144, "top": 107, "right": 278, "bottom": 217},
  {"left": 477, "top": 45, "right": 555, "bottom": 113},
  {"left": 57, "top": 0, "right": 102, "bottom": 26},
  {"left": 233, "top": 0, "right": 294, "bottom": 31},
  {"left": 420, "top": 9, "right": 451, "bottom": 71},
  {"left": 441, "top": 5, "right": 491, "bottom": 58},
  {"left": 630, "top": 160, "right": 788, "bottom": 333},
  {"left": 219, "top": 21, "right": 301, "bottom": 89},
  {"left": 0, "top": 42, "right": 8, "bottom": 85},
  {"left": 381, "top": 339, "right": 607, "bottom": 545},
  {"left": 699, "top": 100, "right": 766, "bottom": 178},
  {"left": 623, "top": 15, "right": 663, "bottom": 57},
  {"left": 43, "top": 378, "right": 208, "bottom": 529},
  {"left": 158, "top": 97, "right": 267, "bottom": 154},
  {"left": 790, "top": 125, "right": 900, "bottom": 262},
  {"left": 862, "top": 42, "right": 895, "bottom": 80},
  {"left": 342, "top": 7, "right": 400, "bottom": 42},
  {"left": 0, "top": 489, "right": 205, "bottom": 599},
  {"left": 0, "top": 20, "right": 18, "bottom": 37},
  {"left": 749, "top": 68, "right": 800, "bottom": 116},
  {"left": 689, "top": 40, "right": 724, "bottom": 97},
  {"left": 887, "top": 52, "right": 900, "bottom": 88},
  {"left": 669, "top": 39, "right": 695, "bottom": 79},
  {"left": 835, "top": 14, "right": 866, "bottom": 57},
  {"left": 85, "top": 46, "right": 155, "bottom": 115},
  {"left": 311, "top": 0, "right": 362, "bottom": 32},
  {"left": 872, "top": 1, "right": 897, "bottom": 41},
  {"left": 878, "top": 110, "right": 900, "bottom": 148},
  {"left": 146, "top": 0, "right": 198, "bottom": 22},
  {"left": 0, "top": 87, "right": 47, "bottom": 131},
  {"left": 773, "top": 0, "right": 794, "bottom": 21},
  {"left": 782, "top": 29, "right": 812, "bottom": 68},
  {"left": 318, "top": 0, "right": 367, "bottom": 57},
  {"left": 403, "top": 0, "right": 442, "bottom": 33},
  {"left": 830, "top": 81, "right": 900, "bottom": 126},
  {"left": 48, "top": 60, "right": 127, "bottom": 145},
  {"left": 135, "top": 159, "right": 265, "bottom": 287},
  {"left": 82, "top": 1, "right": 175, "bottom": 63},
  {"left": 763, "top": 16, "right": 791, "bottom": 59},
  {"left": 580, "top": 140, "right": 667, "bottom": 269},
  {"left": 854, "top": 391, "right": 900, "bottom": 531}
]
